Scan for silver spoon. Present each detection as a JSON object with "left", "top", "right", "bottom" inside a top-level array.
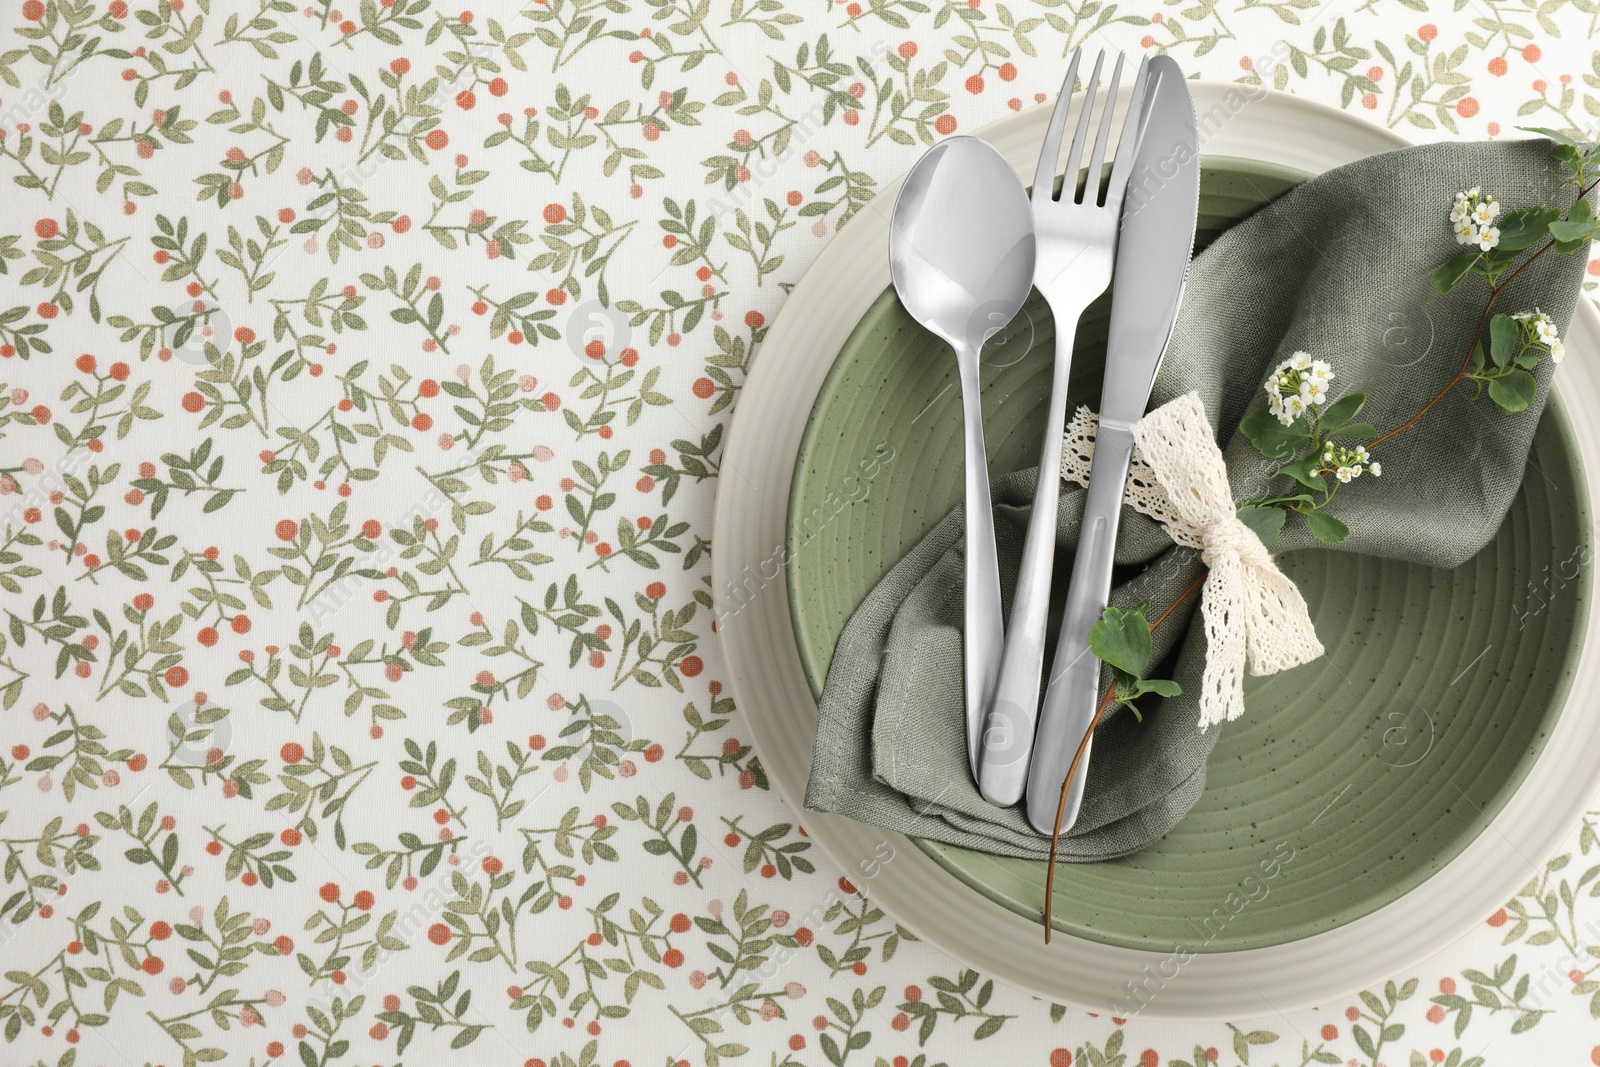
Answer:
[{"left": 889, "top": 135, "right": 1037, "bottom": 780}]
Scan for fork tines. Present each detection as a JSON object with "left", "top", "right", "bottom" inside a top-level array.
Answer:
[{"left": 1033, "top": 48, "right": 1150, "bottom": 209}]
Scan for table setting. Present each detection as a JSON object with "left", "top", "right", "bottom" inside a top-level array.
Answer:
[
  {"left": 4, "top": 1, "right": 1600, "bottom": 1065},
  {"left": 759, "top": 48, "right": 1600, "bottom": 1010}
]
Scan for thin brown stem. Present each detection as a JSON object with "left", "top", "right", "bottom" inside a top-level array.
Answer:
[
  {"left": 1368, "top": 297, "right": 1496, "bottom": 450},
  {"left": 1043, "top": 570, "right": 1207, "bottom": 943},
  {"left": 1043, "top": 683, "right": 1117, "bottom": 945}
]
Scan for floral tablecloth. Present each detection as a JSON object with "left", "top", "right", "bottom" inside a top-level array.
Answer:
[{"left": 3, "top": 1, "right": 1599, "bottom": 1065}]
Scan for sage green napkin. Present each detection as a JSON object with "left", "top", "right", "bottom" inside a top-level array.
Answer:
[{"left": 804, "top": 138, "right": 1590, "bottom": 860}]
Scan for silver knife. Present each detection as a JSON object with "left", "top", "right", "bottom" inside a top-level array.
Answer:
[{"left": 1023, "top": 57, "right": 1201, "bottom": 835}]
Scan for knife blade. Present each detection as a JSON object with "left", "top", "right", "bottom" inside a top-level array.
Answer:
[{"left": 1023, "top": 56, "right": 1201, "bottom": 835}]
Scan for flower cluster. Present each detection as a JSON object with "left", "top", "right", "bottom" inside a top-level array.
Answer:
[
  {"left": 1319, "top": 441, "right": 1381, "bottom": 484},
  {"left": 1241, "top": 351, "right": 1381, "bottom": 545},
  {"left": 1264, "top": 352, "right": 1335, "bottom": 426},
  {"left": 1513, "top": 307, "right": 1564, "bottom": 363},
  {"left": 1450, "top": 187, "right": 1501, "bottom": 251}
]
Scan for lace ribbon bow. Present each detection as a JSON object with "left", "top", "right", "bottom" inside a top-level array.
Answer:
[{"left": 1059, "top": 391, "right": 1325, "bottom": 730}]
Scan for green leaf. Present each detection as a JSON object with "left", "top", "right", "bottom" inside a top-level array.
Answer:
[
  {"left": 1142, "top": 678, "right": 1182, "bottom": 698},
  {"left": 1551, "top": 142, "right": 1584, "bottom": 175},
  {"left": 1488, "top": 368, "right": 1537, "bottom": 413},
  {"left": 1303, "top": 510, "right": 1349, "bottom": 544},
  {"left": 1239, "top": 407, "right": 1306, "bottom": 460},
  {"left": 1237, "top": 504, "right": 1286, "bottom": 548},
  {"left": 1319, "top": 391, "right": 1365, "bottom": 429},
  {"left": 1432, "top": 249, "right": 1480, "bottom": 293},
  {"left": 1327, "top": 421, "right": 1378, "bottom": 440},
  {"left": 1548, "top": 217, "right": 1596, "bottom": 242},
  {"left": 1493, "top": 206, "right": 1560, "bottom": 252},
  {"left": 1277, "top": 457, "right": 1327, "bottom": 492},
  {"left": 1519, "top": 125, "right": 1585, "bottom": 148},
  {"left": 1489, "top": 314, "right": 1519, "bottom": 368},
  {"left": 1087, "top": 605, "right": 1152, "bottom": 680},
  {"left": 1108, "top": 665, "right": 1140, "bottom": 694},
  {"left": 1467, "top": 339, "right": 1487, "bottom": 375}
]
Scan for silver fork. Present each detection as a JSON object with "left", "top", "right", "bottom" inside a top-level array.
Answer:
[{"left": 977, "top": 49, "right": 1149, "bottom": 807}]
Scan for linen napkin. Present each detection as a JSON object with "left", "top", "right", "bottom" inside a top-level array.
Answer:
[{"left": 803, "top": 138, "right": 1590, "bottom": 860}]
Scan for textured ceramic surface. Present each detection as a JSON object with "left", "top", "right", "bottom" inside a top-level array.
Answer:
[
  {"left": 713, "top": 86, "right": 1600, "bottom": 1016},
  {"left": 786, "top": 159, "right": 1591, "bottom": 951}
]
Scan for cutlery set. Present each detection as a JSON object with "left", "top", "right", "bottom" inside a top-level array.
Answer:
[{"left": 888, "top": 53, "right": 1202, "bottom": 832}]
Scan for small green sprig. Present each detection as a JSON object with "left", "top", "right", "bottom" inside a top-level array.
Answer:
[
  {"left": 1235, "top": 133, "right": 1596, "bottom": 549},
  {"left": 1465, "top": 310, "right": 1563, "bottom": 413},
  {"left": 1433, "top": 128, "right": 1599, "bottom": 297},
  {"left": 1237, "top": 357, "right": 1377, "bottom": 547},
  {"left": 1431, "top": 199, "right": 1564, "bottom": 293},
  {"left": 1365, "top": 131, "right": 1595, "bottom": 447},
  {"left": 1087, "top": 604, "right": 1181, "bottom": 721}
]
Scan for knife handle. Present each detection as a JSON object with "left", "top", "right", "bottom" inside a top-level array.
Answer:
[
  {"left": 1024, "top": 421, "right": 1134, "bottom": 834},
  {"left": 977, "top": 332, "right": 1076, "bottom": 806},
  {"left": 956, "top": 352, "right": 1006, "bottom": 781}
]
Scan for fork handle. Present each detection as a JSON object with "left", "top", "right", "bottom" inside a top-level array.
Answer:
[
  {"left": 1023, "top": 421, "right": 1134, "bottom": 834},
  {"left": 977, "top": 331, "right": 1076, "bottom": 806},
  {"left": 956, "top": 352, "right": 1006, "bottom": 781}
]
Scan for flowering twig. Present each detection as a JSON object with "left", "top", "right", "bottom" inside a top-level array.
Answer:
[
  {"left": 1370, "top": 158, "right": 1593, "bottom": 447},
  {"left": 1238, "top": 354, "right": 1381, "bottom": 545},
  {"left": 1236, "top": 134, "right": 1591, "bottom": 545}
]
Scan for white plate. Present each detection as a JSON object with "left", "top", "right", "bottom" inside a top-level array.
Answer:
[{"left": 710, "top": 84, "right": 1600, "bottom": 1018}]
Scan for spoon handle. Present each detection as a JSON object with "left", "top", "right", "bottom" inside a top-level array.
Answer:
[
  {"left": 956, "top": 352, "right": 1005, "bottom": 781},
  {"left": 977, "top": 330, "right": 1075, "bottom": 805}
]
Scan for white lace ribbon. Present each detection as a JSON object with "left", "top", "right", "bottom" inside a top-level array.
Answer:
[{"left": 1059, "top": 391, "right": 1324, "bottom": 730}]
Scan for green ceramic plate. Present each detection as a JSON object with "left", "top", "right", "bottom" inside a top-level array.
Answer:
[{"left": 786, "top": 157, "right": 1592, "bottom": 952}]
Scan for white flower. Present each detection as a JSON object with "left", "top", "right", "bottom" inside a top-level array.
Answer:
[
  {"left": 1322, "top": 441, "right": 1382, "bottom": 485},
  {"left": 1536, "top": 317, "right": 1559, "bottom": 345},
  {"left": 1287, "top": 351, "right": 1312, "bottom": 371},
  {"left": 1452, "top": 189, "right": 1501, "bottom": 248},
  {"left": 1309, "top": 359, "right": 1334, "bottom": 382},
  {"left": 1277, "top": 394, "right": 1306, "bottom": 426},
  {"left": 1550, "top": 338, "right": 1565, "bottom": 364},
  {"left": 1300, "top": 378, "right": 1328, "bottom": 405}
]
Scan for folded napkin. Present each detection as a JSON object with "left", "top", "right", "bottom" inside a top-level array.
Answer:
[{"left": 804, "top": 138, "right": 1590, "bottom": 861}]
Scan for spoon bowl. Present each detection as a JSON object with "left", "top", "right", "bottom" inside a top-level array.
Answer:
[
  {"left": 890, "top": 137, "right": 1038, "bottom": 354},
  {"left": 888, "top": 135, "right": 1037, "bottom": 777}
]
